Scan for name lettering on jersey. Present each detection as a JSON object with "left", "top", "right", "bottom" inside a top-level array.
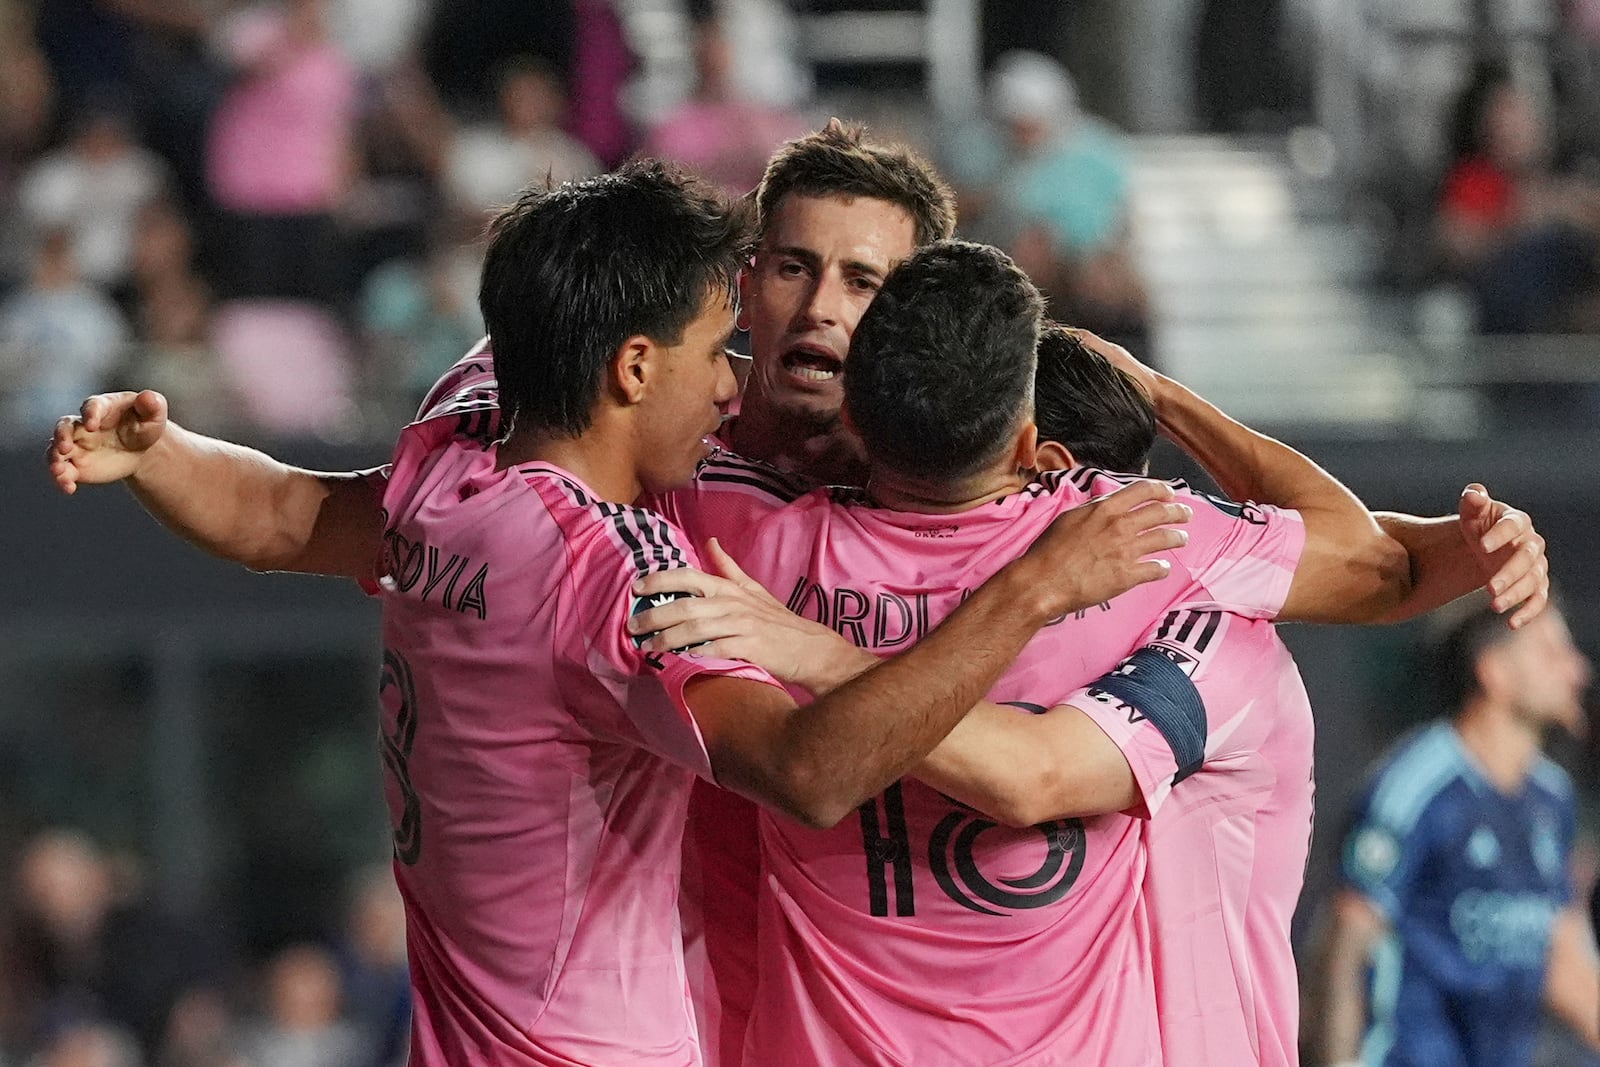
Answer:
[
  {"left": 784, "top": 577, "right": 935, "bottom": 649},
  {"left": 382, "top": 528, "right": 489, "bottom": 620},
  {"left": 379, "top": 648, "right": 423, "bottom": 864}
]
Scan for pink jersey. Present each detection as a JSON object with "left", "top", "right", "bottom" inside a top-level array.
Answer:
[
  {"left": 374, "top": 396, "right": 782, "bottom": 1065},
  {"left": 1137, "top": 616, "right": 1315, "bottom": 1067},
  {"left": 730, "top": 468, "right": 1305, "bottom": 1066}
]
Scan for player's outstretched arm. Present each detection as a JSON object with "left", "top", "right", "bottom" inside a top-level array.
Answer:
[
  {"left": 1080, "top": 331, "right": 1551, "bottom": 627},
  {"left": 683, "top": 480, "right": 1190, "bottom": 829},
  {"left": 1074, "top": 331, "right": 1411, "bottom": 624},
  {"left": 49, "top": 390, "right": 384, "bottom": 577}
]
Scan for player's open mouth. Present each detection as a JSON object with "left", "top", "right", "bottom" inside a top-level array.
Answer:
[{"left": 781, "top": 345, "right": 843, "bottom": 384}]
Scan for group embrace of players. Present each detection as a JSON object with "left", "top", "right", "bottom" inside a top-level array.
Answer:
[{"left": 50, "top": 122, "right": 1553, "bottom": 1067}]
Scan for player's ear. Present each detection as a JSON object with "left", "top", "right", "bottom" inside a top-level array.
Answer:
[
  {"left": 610, "top": 335, "right": 654, "bottom": 406},
  {"left": 1011, "top": 420, "right": 1039, "bottom": 473},
  {"left": 1034, "top": 440, "right": 1077, "bottom": 472}
]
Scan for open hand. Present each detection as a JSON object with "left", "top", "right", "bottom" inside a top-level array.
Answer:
[
  {"left": 1019, "top": 479, "right": 1191, "bottom": 617},
  {"left": 1459, "top": 483, "right": 1548, "bottom": 628},
  {"left": 48, "top": 390, "right": 170, "bottom": 495},
  {"left": 628, "top": 538, "right": 876, "bottom": 694}
]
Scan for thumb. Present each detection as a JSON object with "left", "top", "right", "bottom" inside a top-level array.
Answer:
[
  {"left": 133, "top": 390, "right": 169, "bottom": 424},
  {"left": 703, "top": 537, "right": 756, "bottom": 588},
  {"left": 1459, "top": 482, "right": 1492, "bottom": 530}
]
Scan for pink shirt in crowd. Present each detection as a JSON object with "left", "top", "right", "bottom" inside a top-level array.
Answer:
[
  {"left": 207, "top": 8, "right": 356, "bottom": 213},
  {"left": 372, "top": 374, "right": 781, "bottom": 1066},
  {"left": 728, "top": 469, "right": 1305, "bottom": 1065}
]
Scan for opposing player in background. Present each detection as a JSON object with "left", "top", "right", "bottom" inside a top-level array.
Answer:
[{"left": 1317, "top": 596, "right": 1599, "bottom": 1067}]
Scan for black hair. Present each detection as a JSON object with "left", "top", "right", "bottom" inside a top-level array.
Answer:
[
  {"left": 756, "top": 119, "right": 956, "bottom": 247},
  {"left": 845, "top": 240, "right": 1043, "bottom": 482},
  {"left": 479, "top": 160, "right": 754, "bottom": 437},
  {"left": 1430, "top": 592, "right": 1519, "bottom": 711},
  {"left": 1033, "top": 324, "right": 1157, "bottom": 473}
]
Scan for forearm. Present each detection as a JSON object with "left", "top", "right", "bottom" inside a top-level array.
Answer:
[
  {"left": 128, "top": 424, "right": 381, "bottom": 576},
  {"left": 1545, "top": 909, "right": 1600, "bottom": 1049},
  {"left": 1371, "top": 512, "right": 1484, "bottom": 622},
  {"left": 1316, "top": 892, "right": 1386, "bottom": 1064},
  {"left": 1148, "top": 375, "right": 1410, "bottom": 622},
  {"left": 772, "top": 563, "right": 1059, "bottom": 827},
  {"left": 915, "top": 703, "right": 1136, "bottom": 827}
]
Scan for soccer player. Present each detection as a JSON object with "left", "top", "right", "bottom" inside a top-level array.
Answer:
[
  {"left": 135, "top": 164, "right": 1192, "bottom": 1066},
  {"left": 1317, "top": 596, "right": 1599, "bottom": 1067},
  {"left": 1032, "top": 325, "right": 1316, "bottom": 1067}
]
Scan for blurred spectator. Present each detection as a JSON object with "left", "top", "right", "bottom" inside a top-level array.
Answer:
[
  {"left": 443, "top": 57, "right": 599, "bottom": 218},
  {"left": 154, "top": 988, "right": 247, "bottom": 1067},
  {"left": 204, "top": 0, "right": 357, "bottom": 306},
  {"left": 28, "top": 1018, "right": 144, "bottom": 1067},
  {"left": 5, "top": 830, "right": 226, "bottom": 1058},
  {"left": 0, "top": 229, "right": 128, "bottom": 438},
  {"left": 359, "top": 250, "right": 482, "bottom": 415},
  {"left": 333, "top": 867, "right": 408, "bottom": 1067},
  {"left": 0, "top": 15, "right": 55, "bottom": 287},
  {"left": 338, "top": 63, "right": 449, "bottom": 295},
  {"left": 211, "top": 300, "right": 354, "bottom": 435},
  {"left": 566, "top": 0, "right": 634, "bottom": 169},
  {"left": 235, "top": 945, "right": 363, "bottom": 1067},
  {"left": 643, "top": 14, "right": 808, "bottom": 196},
  {"left": 17, "top": 103, "right": 169, "bottom": 293},
  {"left": 1437, "top": 61, "right": 1600, "bottom": 333},
  {"left": 940, "top": 50, "right": 1148, "bottom": 352}
]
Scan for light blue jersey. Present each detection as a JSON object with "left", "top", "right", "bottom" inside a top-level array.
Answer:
[{"left": 1341, "top": 722, "right": 1575, "bottom": 1067}]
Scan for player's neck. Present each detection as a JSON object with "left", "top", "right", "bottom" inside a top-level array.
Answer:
[
  {"left": 1453, "top": 702, "right": 1541, "bottom": 794},
  {"left": 730, "top": 393, "right": 868, "bottom": 486},
  {"left": 867, "top": 464, "right": 1027, "bottom": 514},
  {"left": 497, "top": 427, "right": 643, "bottom": 504}
]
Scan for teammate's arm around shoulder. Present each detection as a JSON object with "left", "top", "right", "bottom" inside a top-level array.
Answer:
[
  {"left": 49, "top": 389, "right": 384, "bottom": 577},
  {"left": 685, "top": 480, "right": 1190, "bottom": 830}
]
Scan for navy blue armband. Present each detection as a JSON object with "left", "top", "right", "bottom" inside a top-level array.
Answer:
[{"left": 1088, "top": 647, "right": 1207, "bottom": 783}]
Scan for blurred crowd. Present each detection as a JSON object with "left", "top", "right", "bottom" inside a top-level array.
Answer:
[
  {"left": 0, "top": 829, "right": 409, "bottom": 1067},
  {"left": 0, "top": 0, "right": 1149, "bottom": 446}
]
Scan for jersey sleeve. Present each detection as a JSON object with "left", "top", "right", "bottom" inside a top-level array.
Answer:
[
  {"left": 1339, "top": 764, "right": 1440, "bottom": 920},
  {"left": 413, "top": 339, "right": 502, "bottom": 442},
  {"left": 1175, "top": 489, "right": 1306, "bottom": 619},
  {"left": 574, "top": 504, "right": 787, "bottom": 780},
  {"left": 1077, "top": 471, "right": 1305, "bottom": 620},
  {"left": 1060, "top": 610, "right": 1285, "bottom": 818}
]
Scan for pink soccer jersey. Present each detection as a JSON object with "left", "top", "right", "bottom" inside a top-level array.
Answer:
[
  {"left": 730, "top": 468, "right": 1306, "bottom": 1066},
  {"left": 1132, "top": 614, "right": 1315, "bottom": 1067},
  {"left": 373, "top": 405, "right": 783, "bottom": 1066}
]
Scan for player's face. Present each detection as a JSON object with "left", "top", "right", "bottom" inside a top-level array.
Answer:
[
  {"left": 1501, "top": 610, "right": 1591, "bottom": 733},
  {"left": 637, "top": 291, "right": 738, "bottom": 493},
  {"left": 739, "top": 194, "right": 917, "bottom": 426}
]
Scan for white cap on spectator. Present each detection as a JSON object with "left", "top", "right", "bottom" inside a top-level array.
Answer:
[{"left": 990, "top": 50, "right": 1078, "bottom": 123}]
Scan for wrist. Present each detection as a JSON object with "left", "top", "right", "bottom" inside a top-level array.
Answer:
[
  {"left": 126, "top": 425, "right": 176, "bottom": 487},
  {"left": 992, "top": 557, "right": 1064, "bottom": 626}
]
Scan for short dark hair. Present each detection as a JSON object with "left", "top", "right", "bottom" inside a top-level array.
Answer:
[
  {"left": 480, "top": 160, "right": 754, "bottom": 436},
  {"left": 1034, "top": 324, "right": 1158, "bottom": 473},
  {"left": 755, "top": 119, "right": 956, "bottom": 248},
  {"left": 845, "top": 240, "right": 1044, "bottom": 482},
  {"left": 1430, "top": 592, "right": 1518, "bottom": 711}
]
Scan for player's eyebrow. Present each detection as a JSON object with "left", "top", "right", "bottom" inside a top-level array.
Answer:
[{"left": 765, "top": 244, "right": 888, "bottom": 280}]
